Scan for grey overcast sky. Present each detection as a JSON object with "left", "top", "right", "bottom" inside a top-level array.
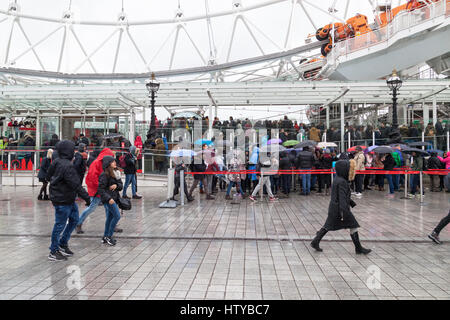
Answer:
[{"left": 0, "top": 0, "right": 407, "bottom": 121}]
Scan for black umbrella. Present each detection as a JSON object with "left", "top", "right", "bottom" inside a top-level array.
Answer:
[
  {"left": 401, "top": 147, "right": 430, "bottom": 156},
  {"left": 408, "top": 141, "right": 431, "bottom": 147},
  {"left": 390, "top": 143, "right": 408, "bottom": 150},
  {"left": 372, "top": 146, "right": 394, "bottom": 154},
  {"left": 295, "top": 140, "right": 317, "bottom": 149}
]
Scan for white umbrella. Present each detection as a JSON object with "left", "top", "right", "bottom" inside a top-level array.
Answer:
[{"left": 317, "top": 142, "right": 338, "bottom": 148}]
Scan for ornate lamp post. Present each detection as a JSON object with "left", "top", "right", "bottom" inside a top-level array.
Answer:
[
  {"left": 386, "top": 69, "right": 403, "bottom": 144},
  {"left": 146, "top": 73, "right": 160, "bottom": 141}
]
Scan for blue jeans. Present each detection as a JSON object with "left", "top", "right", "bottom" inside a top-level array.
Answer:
[
  {"left": 103, "top": 202, "right": 121, "bottom": 238},
  {"left": 50, "top": 203, "right": 79, "bottom": 253},
  {"left": 301, "top": 173, "right": 311, "bottom": 195},
  {"left": 393, "top": 174, "right": 399, "bottom": 191},
  {"left": 311, "top": 174, "right": 317, "bottom": 190},
  {"left": 77, "top": 196, "right": 101, "bottom": 226},
  {"left": 410, "top": 174, "right": 420, "bottom": 195},
  {"left": 226, "top": 181, "right": 244, "bottom": 196},
  {"left": 386, "top": 174, "right": 395, "bottom": 194},
  {"left": 123, "top": 174, "right": 137, "bottom": 197},
  {"left": 281, "top": 174, "right": 291, "bottom": 194}
]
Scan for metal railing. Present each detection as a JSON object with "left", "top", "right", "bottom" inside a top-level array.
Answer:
[{"left": 330, "top": 0, "right": 448, "bottom": 61}]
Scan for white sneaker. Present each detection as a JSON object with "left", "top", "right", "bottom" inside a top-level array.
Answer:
[
  {"left": 351, "top": 192, "right": 357, "bottom": 195},
  {"left": 355, "top": 192, "right": 362, "bottom": 197}
]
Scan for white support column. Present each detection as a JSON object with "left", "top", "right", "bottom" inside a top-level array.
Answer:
[
  {"left": 423, "top": 101, "right": 429, "bottom": 126},
  {"left": 326, "top": 105, "right": 330, "bottom": 130},
  {"left": 432, "top": 96, "right": 437, "bottom": 126},
  {"left": 208, "top": 104, "right": 213, "bottom": 140},
  {"left": 130, "top": 108, "right": 136, "bottom": 145},
  {"left": 402, "top": 104, "right": 408, "bottom": 126},
  {"left": 340, "top": 98, "right": 345, "bottom": 153},
  {"left": 36, "top": 111, "right": 41, "bottom": 150},
  {"left": 59, "top": 113, "right": 62, "bottom": 140}
]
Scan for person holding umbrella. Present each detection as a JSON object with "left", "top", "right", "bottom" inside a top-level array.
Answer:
[
  {"left": 310, "top": 160, "right": 371, "bottom": 255},
  {"left": 382, "top": 153, "right": 397, "bottom": 197},
  {"left": 353, "top": 146, "right": 365, "bottom": 198},
  {"left": 408, "top": 151, "right": 423, "bottom": 198}
]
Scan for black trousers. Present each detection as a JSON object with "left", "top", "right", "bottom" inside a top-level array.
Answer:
[
  {"left": 434, "top": 210, "right": 450, "bottom": 235},
  {"left": 355, "top": 174, "right": 364, "bottom": 193}
]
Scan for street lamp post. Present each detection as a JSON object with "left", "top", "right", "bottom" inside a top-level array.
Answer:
[
  {"left": 386, "top": 69, "right": 403, "bottom": 144},
  {"left": 146, "top": 73, "right": 160, "bottom": 142}
]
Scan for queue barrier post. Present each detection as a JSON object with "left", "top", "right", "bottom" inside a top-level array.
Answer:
[
  {"left": 13, "top": 162, "right": 17, "bottom": 187},
  {"left": 404, "top": 171, "right": 409, "bottom": 200},
  {"left": 260, "top": 171, "right": 264, "bottom": 201},
  {"left": 8, "top": 152, "right": 11, "bottom": 176},
  {"left": 180, "top": 169, "right": 185, "bottom": 206},
  {"left": 419, "top": 171, "right": 424, "bottom": 204},
  {"left": 32, "top": 151, "right": 36, "bottom": 187},
  {"left": 159, "top": 168, "right": 178, "bottom": 208}
]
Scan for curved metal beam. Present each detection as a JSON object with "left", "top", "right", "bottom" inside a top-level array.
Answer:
[
  {"left": 0, "top": 0, "right": 288, "bottom": 26},
  {"left": 0, "top": 40, "right": 325, "bottom": 80}
]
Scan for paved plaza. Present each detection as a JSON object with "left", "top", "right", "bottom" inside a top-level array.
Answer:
[{"left": 0, "top": 185, "right": 449, "bottom": 300}]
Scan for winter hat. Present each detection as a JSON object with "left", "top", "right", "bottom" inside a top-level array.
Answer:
[
  {"left": 78, "top": 143, "right": 86, "bottom": 152},
  {"left": 102, "top": 156, "right": 115, "bottom": 170}
]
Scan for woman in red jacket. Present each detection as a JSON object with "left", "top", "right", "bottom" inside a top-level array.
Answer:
[{"left": 76, "top": 148, "right": 114, "bottom": 234}]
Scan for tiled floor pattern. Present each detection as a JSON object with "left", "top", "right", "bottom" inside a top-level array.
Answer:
[{"left": 0, "top": 186, "right": 449, "bottom": 300}]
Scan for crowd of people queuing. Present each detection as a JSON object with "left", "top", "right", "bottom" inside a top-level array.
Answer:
[
  {"left": 156, "top": 115, "right": 450, "bottom": 150},
  {"left": 1, "top": 115, "right": 450, "bottom": 260},
  {"left": 170, "top": 142, "right": 450, "bottom": 204}
]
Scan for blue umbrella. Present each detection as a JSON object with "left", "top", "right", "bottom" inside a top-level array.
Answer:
[
  {"left": 170, "top": 149, "right": 196, "bottom": 157},
  {"left": 249, "top": 147, "right": 259, "bottom": 164},
  {"left": 194, "top": 139, "right": 214, "bottom": 146},
  {"left": 427, "top": 149, "right": 444, "bottom": 156}
]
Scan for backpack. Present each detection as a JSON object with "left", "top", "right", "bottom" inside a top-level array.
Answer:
[
  {"left": 119, "top": 155, "right": 126, "bottom": 169},
  {"left": 392, "top": 152, "right": 401, "bottom": 167}
]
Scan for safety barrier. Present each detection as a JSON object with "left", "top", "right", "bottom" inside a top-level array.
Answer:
[{"left": 169, "top": 167, "right": 449, "bottom": 206}]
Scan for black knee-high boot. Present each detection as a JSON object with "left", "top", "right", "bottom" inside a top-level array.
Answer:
[
  {"left": 310, "top": 228, "right": 328, "bottom": 252},
  {"left": 350, "top": 232, "right": 371, "bottom": 255}
]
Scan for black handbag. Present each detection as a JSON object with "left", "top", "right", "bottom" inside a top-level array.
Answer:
[{"left": 118, "top": 197, "right": 132, "bottom": 211}]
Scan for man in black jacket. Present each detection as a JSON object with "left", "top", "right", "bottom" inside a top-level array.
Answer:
[
  {"left": 73, "top": 143, "right": 87, "bottom": 184},
  {"left": 122, "top": 146, "right": 142, "bottom": 199},
  {"left": 46, "top": 140, "right": 91, "bottom": 261},
  {"left": 279, "top": 151, "right": 292, "bottom": 197},
  {"left": 427, "top": 152, "right": 442, "bottom": 192},
  {"left": 296, "top": 147, "right": 315, "bottom": 195}
]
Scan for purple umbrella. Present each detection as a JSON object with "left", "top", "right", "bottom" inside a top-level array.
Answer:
[
  {"left": 365, "top": 145, "right": 378, "bottom": 153},
  {"left": 267, "top": 139, "right": 282, "bottom": 145}
]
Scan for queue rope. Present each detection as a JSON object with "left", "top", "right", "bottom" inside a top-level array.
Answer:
[{"left": 183, "top": 169, "right": 450, "bottom": 175}]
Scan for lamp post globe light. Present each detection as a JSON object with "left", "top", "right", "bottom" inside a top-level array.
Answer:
[
  {"left": 386, "top": 69, "right": 403, "bottom": 144},
  {"left": 146, "top": 73, "right": 160, "bottom": 142}
]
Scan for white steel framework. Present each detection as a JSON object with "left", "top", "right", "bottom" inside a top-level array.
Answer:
[
  {"left": 0, "top": 0, "right": 417, "bottom": 84},
  {"left": 0, "top": 80, "right": 449, "bottom": 116}
]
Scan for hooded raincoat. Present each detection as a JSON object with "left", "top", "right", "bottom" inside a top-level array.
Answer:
[{"left": 324, "top": 160, "right": 360, "bottom": 231}]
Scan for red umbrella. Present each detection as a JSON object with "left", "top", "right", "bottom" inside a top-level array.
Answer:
[{"left": 347, "top": 145, "right": 367, "bottom": 152}]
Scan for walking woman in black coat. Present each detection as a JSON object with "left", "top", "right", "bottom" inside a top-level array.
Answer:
[
  {"left": 37, "top": 148, "right": 53, "bottom": 200},
  {"left": 97, "top": 156, "right": 123, "bottom": 246},
  {"left": 310, "top": 160, "right": 371, "bottom": 254}
]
